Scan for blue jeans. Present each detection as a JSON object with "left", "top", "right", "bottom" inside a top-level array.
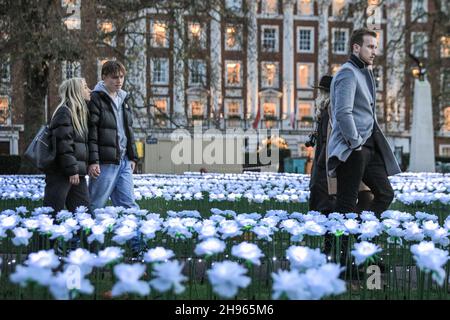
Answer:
[{"left": 88, "top": 156, "right": 139, "bottom": 212}]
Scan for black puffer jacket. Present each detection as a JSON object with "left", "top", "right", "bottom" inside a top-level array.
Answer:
[
  {"left": 88, "top": 91, "right": 138, "bottom": 165},
  {"left": 46, "top": 105, "right": 89, "bottom": 176}
]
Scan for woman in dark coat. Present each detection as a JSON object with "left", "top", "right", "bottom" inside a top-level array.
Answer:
[
  {"left": 309, "top": 75, "right": 374, "bottom": 214},
  {"left": 43, "top": 78, "right": 92, "bottom": 213},
  {"left": 309, "top": 75, "right": 336, "bottom": 214}
]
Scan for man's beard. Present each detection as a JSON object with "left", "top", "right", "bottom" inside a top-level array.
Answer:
[{"left": 361, "top": 54, "right": 374, "bottom": 65}]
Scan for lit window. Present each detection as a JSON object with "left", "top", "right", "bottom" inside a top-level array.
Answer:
[
  {"left": 151, "top": 21, "right": 168, "bottom": 48},
  {"left": 262, "top": 0, "right": 278, "bottom": 14},
  {"left": 441, "top": 36, "right": 450, "bottom": 58},
  {"left": 411, "top": 0, "right": 428, "bottom": 23},
  {"left": 263, "top": 100, "right": 277, "bottom": 117},
  {"left": 151, "top": 58, "right": 169, "bottom": 85},
  {"left": 366, "top": 0, "right": 382, "bottom": 29},
  {"left": 226, "top": 62, "right": 242, "bottom": 86},
  {"left": 62, "top": 61, "right": 81, "bottom": 80},
  {"left": 261, "top": 62, "right": 279, "bottom": 88},
  {"left": 373, "top": 66, "right": 383, "bottom": 91},
  {"left": 332, "top": 0, "right": 346, "bottom": 16},
  {"left": 226, "top": 100, "right": 242, "bottom": 117},
  {"left": 298, "top": 102, "right": 312, "bottom": 119},
  {"left": 375, "top": 30, "right": 384, "bottom": 55},
  {"left": 225, "top": 25, "right": 242, "bottom": 50},
  {"left": 297, "top": 27, "right": 314, "bottom": 53},
  {"left": 62, "top": 0, "right": 80, "bottom": 30},
  {"left": 332, "top": 28, "right": 348, "bottom": 54},
  {"left": 331, "top": 64, "right": 341, "bottom": 75},
  {"left": 98, "top": 20, "right": 115, "bottom": 46},
  {"left": 191, "top": 100, "right": 204, "bottom": 117},
  {"left": 411, "top": 32, "right": 428, "bottom": 58},
  {"left": 154, "top": 98, "right": 168, "bottom": 113},
  {"left": 153, "top": 98, "right": 168, "bottom": 126},
  {"left": 444, "top": 107, "right": 450, "bottom": 131},
  {"left": 189, "top": 22, "right": 206, "bottom": 49},
  {"left": 297, "top": 63, "right": 314, "bottom": 89},
  {"left": 189, "top": 60, "right": 206, "bottom": 86},
  {"left": 261, "top": 26, "right": 278, "bottom": 52},
  {"left": 298, "top": 0, "right": 313, "bottom": 15},
  {"left": 0, "top": 96, "right": 9, "bottom": 124}
]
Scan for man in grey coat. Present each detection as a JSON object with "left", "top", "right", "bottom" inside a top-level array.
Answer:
[{"left": 327, "top": 28, "right": 401, "bottom": 215}]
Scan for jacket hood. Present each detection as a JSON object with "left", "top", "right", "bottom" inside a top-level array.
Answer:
[{"left": 93, "top": 81, "right": 128, "bottom": 106}]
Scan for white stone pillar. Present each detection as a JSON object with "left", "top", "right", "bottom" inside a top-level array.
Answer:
[
  {"left": 246, "top": 0, "right": 259, "bottom": 122},
  {"left": 125, "top": 10, "right": 147, "bottom": 135},
  {"left": 210, "top": 7, "right": 223, "bottom": 120},
  {"left": 173, "top": 11, "right": 187, "bottom": 127},
  {"left": 385, "top": 0, "right": 406, "bottom": 133},
  {"left": 282, "top": 0, "right": 295, "bottom": 128},
  {"left": 409, "top": 79, "right": 436, "bottom": 172},
  {"left": 318, "top": 0, "right": 331, "bottom": 77}
]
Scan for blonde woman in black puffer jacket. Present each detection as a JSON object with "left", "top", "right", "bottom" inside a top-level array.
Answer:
[{"left": 43, "top": 78, "right": 92, "bottom": 213}]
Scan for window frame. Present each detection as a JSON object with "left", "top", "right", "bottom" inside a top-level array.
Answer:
[
  {"left": 296, "top": 62, "right": 315, "bottom": 89},
  {"left": 261, "top": 25, "right": 279, "bottom": 53},
  {"left": 262, "top": 0, "right": 279, "bottom": 15},
  {"left": 151, "top": 58, "right": 170, "bottom": 85},
  {"left": 297, "top": 0, "right": 314, "bottom": 16},
  {"left": 411, "top": 32, "right": 428, "bottom": 58},
  {"left": 188, "top": 22, "right": 207, "bottom": 49},
  {"left": 225, "top": 99, "right": 243, "bottom": 118},
  {"left": 189, "top": 59, "right": 207, "bottom": 87},
  {"left": 225, "top": 24, "right": 243, "bottom": 51},
  {"left": 225, "top": 0, "right": 242, "bottom": 12},
  {"left": 332, "top": 28, "right": 349, "bottom": 55},
  {"left": 332, "top": 0, "right": 347, "bottom": 17},
  {"left": 441, "top": 36, "right": 450, "bottom": 58},
  {"left": 411, "top": 0, "right": 428, "bottom": 23},
  {"left": 261, "top": 61, "right": 280, "bottom": 88},
  {"left": 297, "top": 100, "right": 314, "bottom": 120},
  {"left": 225, "top": 60, "right": 243, "bottom": 87},
  {"left": 297, "top": 26, "right": 314, "bottom": 53},
  {"left": 62, "top": 0, "right": 81, "bottom": 30},
  {"left": 262, "top": 97, "right": 279, "bottom": 117},
  {"left": 189, "top": 99, "right": 207, "bottom": 118},
  {"left": 150, "top": 20, "right": 169, "bottom": 48},
  {"left": 62, "top": 60, "right": 81, "bottom": 80},
  {"left": 0, "top": 58, "right": 10, "bottom": 84},
  {"left": 97, "top": 20, "right": 116, "bottom": 47}
]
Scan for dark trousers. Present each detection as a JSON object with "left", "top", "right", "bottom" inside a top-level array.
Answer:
[
  {"left": 43, "top": 173, "right": 90, "bottom": 213},
  {"left": 335, "top": 146, "right": 394, "bottom": 215}
]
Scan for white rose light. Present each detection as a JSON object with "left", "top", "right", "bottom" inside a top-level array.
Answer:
[
  {"left": 351, "top": 241, "right": 382, "bottom": 265},
  {"left": 207, "top": 261, "right": 251, "bottom": 298}
]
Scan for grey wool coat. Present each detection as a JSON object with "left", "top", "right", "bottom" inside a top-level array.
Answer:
[{"left": 326, "top": 54, "right": 401, "bottom": 180}]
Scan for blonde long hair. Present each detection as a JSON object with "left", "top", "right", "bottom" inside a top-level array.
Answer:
[
  {"left": 314, "top": 90, "right": 330, "bottom": 119},
  {"left": 52, "top": 78, "right": 89, "bottom": 136}
]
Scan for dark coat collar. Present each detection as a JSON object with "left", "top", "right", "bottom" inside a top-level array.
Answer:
[
  {"left": 95, "top": 91, "right": 130, "bottom": 106},
  {"left": 349, "top": 54, "right": 368, "bottom": 69}
]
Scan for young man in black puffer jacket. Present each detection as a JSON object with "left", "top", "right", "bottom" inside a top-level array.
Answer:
[{"left": 87, "top": 60, "right": 139, "bottom": 212}]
